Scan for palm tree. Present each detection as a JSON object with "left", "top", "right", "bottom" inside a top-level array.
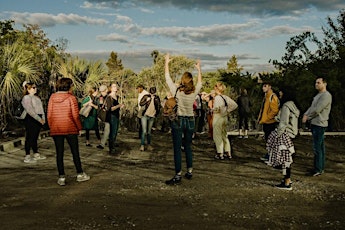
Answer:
[{"left": 0, "top": 40, "right": 39, "bottom": 131}]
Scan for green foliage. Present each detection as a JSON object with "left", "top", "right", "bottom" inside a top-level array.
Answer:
[
  {"left": 2, "top": 9, "right": 345, "bottom": 132},
  {"left": 106, "top": 51, "right": 123, "bottom": 75},
  {"left": 271, "top": 9, "right": 345, "bottom": 130}
]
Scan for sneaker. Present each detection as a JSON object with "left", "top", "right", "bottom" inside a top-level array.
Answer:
[
  {"left": 165, "top": 175, "right": 182, "bottom": 185},
  {"left": 281, "top": 178, "right": 293, "bottom": 185},
  {"left": 86, "top": 143, "right": 92, "bottom": 147},
  {"left": 275, "top": 182, "right": 292, "bottom": 191},
  {"left": 96, "top": 144, "right": 104, "bottom": 149},
  {"left": 313, "top": 172, "right": 322, "bottom": 177},
  {"left": 260, "top": 154, "right": 269, "bottom": 161},
  {"left": 33, "top": 153, "right": 46, "bottom": 160},
  {"left": 140, "top": 145, "right": 145, "bottom": 151},
  {"left": 184, "top": 172, "right": 193, "bottom": 180},
  {"left": 264, "top": 161, "right": 272, "bottom": 166},
  {"left": 146, "top": 145, "right": 153, "bottom": 151},
  {"left": 244, "top": 135, "right": 249, "bottom": 139},
  {"left": 214, "top": 154, "right": 224, "bottom": 160},
  {"left": 24, "top": 155, "right": 37, "bottom": 163},
  {"left": 238, "top": 135, "right": 243, "bottom": 139},
  {"left": 57, "top": 177, "right": 66, "bottom": 186},
  {"left": 76, "top": 172, "right": 90, "bottom": 182}
]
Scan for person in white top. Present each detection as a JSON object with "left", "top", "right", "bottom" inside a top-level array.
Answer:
[
  {"left": 21, "top": 82, "right": 46, "bottom": 163},
  {"left": 136, "top": 85, "right": 149, "bottom": 139},
  {"left": 164, "top": 53, "right": 202, "bottom": 185},
  {"left": 139, "top": 87, "right": 161, "bottom": 151}
]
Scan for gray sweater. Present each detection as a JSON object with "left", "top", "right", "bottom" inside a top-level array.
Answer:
[
  {"left": 275, "top": 101, "right": 300, "bottom": 138},
  {"left": 304, "top": 91, "right": 332, "bottom": 127}
]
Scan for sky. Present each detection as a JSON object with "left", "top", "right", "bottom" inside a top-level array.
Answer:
[{"left": 1, "top": 0, "right": 344, "bottom": 73}]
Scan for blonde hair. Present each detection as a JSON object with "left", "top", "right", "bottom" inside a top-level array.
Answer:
[{"left": 214, "top": 82, "right": 226, "bottom": 94}]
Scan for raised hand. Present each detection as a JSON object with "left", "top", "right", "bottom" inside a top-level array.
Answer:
[{"left": 195, "top": 59, "right": 201, "bottom": 71}]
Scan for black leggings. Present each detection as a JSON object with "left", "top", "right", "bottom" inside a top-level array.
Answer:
[
  {"left": 238, "top": 114, "right": 249, "bottom": 130},
  {"left": 24, "top": 115, "right": 42, "bottom": 155},
  {"left": 53, "top": 134, "right": 83, "bottom": 176},
  {"left": 284, "top": 167, "right": 291, "bottom": 179},
  {"left": 85, "top": 129, "right": 101, "bottom": 141}
]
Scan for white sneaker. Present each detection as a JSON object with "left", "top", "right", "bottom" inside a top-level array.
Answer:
[
  {"left": 76, "top": 172, "right": 90, "bottom": 182},
  {"left": 33, "top": 153, "right": 47, "bottom": 160},
  {"left": 57, "top": 177, "right": 66, "bottom": 186},
  {"left": 24, "top": 155, "right": 37, "bottom": 163}
]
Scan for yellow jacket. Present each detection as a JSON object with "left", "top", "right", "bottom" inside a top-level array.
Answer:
[{"left": 258, "top": 90, "right": 279, "bottom": 124}]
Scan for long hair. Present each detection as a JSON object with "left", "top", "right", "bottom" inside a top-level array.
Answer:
[
  {"left": 23, "top": 82, "right": 36, "bottom": 96},
  {"left": 279, "top": 86, "right": 299, "bottom": 109},
  {"left": 179, "top": 72, "right": 195, "bottom": 95}
]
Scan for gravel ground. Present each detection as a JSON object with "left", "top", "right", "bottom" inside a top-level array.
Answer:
[{"left": 0, "top": 130, "right": 344, "bottom": 229}]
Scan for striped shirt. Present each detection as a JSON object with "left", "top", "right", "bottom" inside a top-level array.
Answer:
[{"left": 165, "top": 72, "right": 202, "bottom": 117}]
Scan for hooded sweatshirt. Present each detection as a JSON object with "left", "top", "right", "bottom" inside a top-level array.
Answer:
[
  {"left": 275, "top": 101, "right": 300, "bottom": 138},
  {"left": 47, "top": 92, "right": 82, "bottom": 136}
]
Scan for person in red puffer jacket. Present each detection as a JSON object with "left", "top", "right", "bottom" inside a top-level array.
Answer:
[{"left": 47, "top": 77, "right": 90, "bottom": 186}]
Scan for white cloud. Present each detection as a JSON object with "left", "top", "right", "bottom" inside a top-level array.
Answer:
[
  {"left": 7, "top": 12, "right": 108, "bottom": 27},
  {"left": 96, "top": 33, "right": 130, "bottom": 43}
]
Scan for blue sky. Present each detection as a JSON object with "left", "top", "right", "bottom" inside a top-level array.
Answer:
[{"left": 1, "top": 0, "right": 344, "bottom": 73}]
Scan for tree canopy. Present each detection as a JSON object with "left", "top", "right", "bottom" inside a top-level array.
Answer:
[{"left": 1, "top": 9, "right": 345, "bottom": 132}]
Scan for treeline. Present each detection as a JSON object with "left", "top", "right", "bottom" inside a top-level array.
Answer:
[{"left": 1, "top": 9, "right": 345, "bottom": 133}]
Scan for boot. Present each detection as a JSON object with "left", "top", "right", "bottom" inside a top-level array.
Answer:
[{"left": 109, "top": 140, "right": 116, "bottom": 155}]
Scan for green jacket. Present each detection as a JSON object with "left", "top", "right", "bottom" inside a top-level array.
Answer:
[{"left": 81, "top": 96, "right": 98, "bottom": 130}]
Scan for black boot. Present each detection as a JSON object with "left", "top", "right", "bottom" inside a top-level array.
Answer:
[{"left": 109, "top": 140, "right": 116, "bottom": 155}]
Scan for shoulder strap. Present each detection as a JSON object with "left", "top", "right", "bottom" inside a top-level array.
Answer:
[
  {"left": 220, "top": 95, "right": 227, "bottom": 106},
  {"left": 269, "top": 93, "right": 275, "bottom": 102},
  {"left": 174, "top": 88, "right": 179, "bottom": 98},
  {"left": 101, "top": 95, "right": 109, "bottom": 109}
]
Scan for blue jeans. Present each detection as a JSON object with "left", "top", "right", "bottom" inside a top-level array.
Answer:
[
  {"left": 171, "top": 116, "right": 195, "bottom": 174},
  {"left": 53, "top": 134, "right": 83, "bottom": 176},
  {"left": 311, "top": 125, "right": 327, "bottom": 173},
  {"left": 141, "top": 115, "right": 155, "bottom": 145},
  {"left": 109, "top": 115, "right": 120, "bottom": 145}
]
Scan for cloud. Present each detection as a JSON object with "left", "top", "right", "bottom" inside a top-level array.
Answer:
[
  {"left": 86, "top": 0, "right": 345, "bottom": 15},
  {"left": 96, "top": 33, "right": 130, "bottom": 43},
  {"left": 106, "top": 20, "right": 312, "bottom": 46},
  {"left": 6, "top": 12, "right": 108, "bottom": 27}
]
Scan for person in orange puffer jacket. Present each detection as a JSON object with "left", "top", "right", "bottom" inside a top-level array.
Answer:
[
  {"left": 47, "top": 77, "right": 90, "bottom": 186},
  {"left": 257, "top": 82, "right": 280, "bottom": 161}
]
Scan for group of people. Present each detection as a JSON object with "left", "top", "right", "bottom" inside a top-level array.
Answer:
[
  {"left": 20, "top": 54, "right": 332, "bottom": 189},
  {"left": 257, "top": 79, "right": 332, "bottom": 190}
]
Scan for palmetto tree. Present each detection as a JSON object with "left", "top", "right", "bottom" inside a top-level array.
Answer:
[
  {"left": 0, "top": 40, "right": 39, "bottom": 131},
  {"left": 58, "top": 57, "right": 107, "bottom": 98}
]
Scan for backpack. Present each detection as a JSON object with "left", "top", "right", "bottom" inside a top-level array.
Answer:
[
  {"left": 14, "top": 100, "right": 27, "bottom": 119},
  {"left": 163, "top": 89, "right": 178, "bottom": 121},
  {"left": 220, "top": 95, "right": 238, "bottom": 117}
]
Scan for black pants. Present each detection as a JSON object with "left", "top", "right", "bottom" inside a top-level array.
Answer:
[
  {"left": 85, "top": 129, "right": 101, "bottom": 141},
  {"left": 263, "top": 123, "right": 277, "bottom": 141},
  {"left": 238, "top": 114, "right": 249, "bottom": 130},
  {"left": 53, "top": 134, "right": 83, "bottom": 176},
  {"left": 24, "top": 115, "right": 42, "bottom": 155}
]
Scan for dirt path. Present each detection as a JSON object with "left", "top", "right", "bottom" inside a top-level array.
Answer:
[{"left": 0, "top": 130, "right": 344, "bottom": 229}]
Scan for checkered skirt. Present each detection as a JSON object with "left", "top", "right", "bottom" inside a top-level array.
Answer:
[{"left": 266, "top": 130, "right": 295, "bottom": 168}]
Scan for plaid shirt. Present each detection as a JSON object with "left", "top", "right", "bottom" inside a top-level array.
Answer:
[{"left": 266, "top": 129, "right": 295, "bottom": 168}]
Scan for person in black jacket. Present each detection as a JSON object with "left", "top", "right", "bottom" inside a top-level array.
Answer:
[
  {"left": 237, "top": 88, "right": 251, "bottom": 138},
  {"left": 139, "top": 87, "right": 161, "bottom": 151}
]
